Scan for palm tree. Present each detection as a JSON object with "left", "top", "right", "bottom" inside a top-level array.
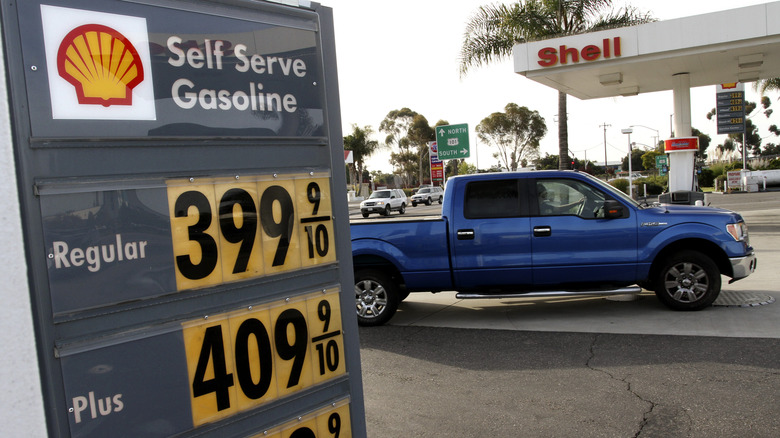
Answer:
[
  {"left": 755, "top": 78, "right": 780, "bottom": 95},
  {"left": 343, "top": 125, "right": 380, "bottom": 196},
  {"left": 460, "top": 0, "right": 652, "bottom": 170}
]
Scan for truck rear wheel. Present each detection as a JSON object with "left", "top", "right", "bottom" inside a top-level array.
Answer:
[
  {"left": 654, "top": 250, "right": 721, "bottom": 310},
  {"left": 354, "top": 269, "right": 399, "bottom": 326}
]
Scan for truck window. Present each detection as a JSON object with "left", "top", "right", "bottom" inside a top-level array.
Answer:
[
  {"left": 464, "top": 179, "right": 521, "bottom": 219},
  {"left": 536, "top": 179, "right": 607, "bottom": 218}
]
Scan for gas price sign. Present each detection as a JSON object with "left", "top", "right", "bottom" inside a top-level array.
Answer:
[
  {"left": 4, "top": 0, "right": 365, "bottom": 436},
  {"left": 59, "top": 289, "right": 348, "bottom": 436},
  {"left": 41, "top": 172, "right": 336, "bottom": 314}
]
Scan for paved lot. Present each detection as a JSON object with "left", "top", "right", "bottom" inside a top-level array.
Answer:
[{"left": 356, "top": 191, "right": 780, "bottom": 437}]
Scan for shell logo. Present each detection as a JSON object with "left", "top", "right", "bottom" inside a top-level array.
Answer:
[{"left": 56, "top": 24, "right": 144, "bottom": 107}]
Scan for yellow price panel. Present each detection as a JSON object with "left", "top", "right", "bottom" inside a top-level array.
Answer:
[
  {"left": 166, "top": 172, "right": 334, "bottom": 292},
  {"left": 258, "top": 176, "right": 302, "bottom": 275},
  {"left": 168, "top": 178, "right": 224, "bottom": 291},
  {"left": 213, "top": 178, "right": 265, "bottom": 282},
  {"left": 307, "top": 289, "right": 345, "bottom": 385},
  {"left": 257, "top": 399, "right": 352, "bottom": 438},
  {"left": 295, "top": 174, "right": 336, "bottom": 268},
  {"left": 182, "top": 290, "right": 346, "bottom": 427}
]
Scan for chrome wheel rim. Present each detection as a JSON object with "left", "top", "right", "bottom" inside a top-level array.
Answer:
[
  {"left": 355, "top": 279, "right": 388, "bottom": 319},
  {"left": 663, "top": 261, "right": 709, "bottom": 303}
]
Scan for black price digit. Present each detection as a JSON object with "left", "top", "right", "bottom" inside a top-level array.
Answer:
[
  {"left": 305, "top": 224, "right": 329, "bottom": 258},
  {"left": 260, "top": 185, "right": 295, "bottom": 266},
  {"left": 317, "top": 299, "right": 331, "bottom": 332},
  {"left": 289, "top": 428, "right": 316, "bottom": 438},
  {"left": 328, "top": 412, "right": 342, "bottom": 437},
  {"left": 192, "top": 326, "right": 234, "bottom": 411},
  {"left": 219, "top": 188, "right": 258, "bottom": 274},
  {"left": 234, "top": 318, "right": 273, "bottom": 400},
  {"left": 175, "top": 191, "right": 218, "bottom": 280},
  {"left": 315, "top": 341, "right": 340, "bottom": 374},
  {"left": 274, "top": 309, "right": 309, "bottom": 388},
  {"left": 307, "top": 182, "right": 321, "bottom": 215}
]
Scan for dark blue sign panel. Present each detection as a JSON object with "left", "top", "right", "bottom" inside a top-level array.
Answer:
[{"left": 20, "top": 1, "right": 325, "bottom": 139}]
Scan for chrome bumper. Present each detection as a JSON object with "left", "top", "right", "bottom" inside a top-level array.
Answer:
[{"left": 729, "top": 251, "right": 757, "bottom": 283}]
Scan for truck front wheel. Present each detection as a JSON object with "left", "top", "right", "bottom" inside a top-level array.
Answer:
[
  {"left": 654, "top": 250, "right": 721, "bottom": 310},
  {"left": 354, "top": 269, "right": 399, "bottom": 326}
]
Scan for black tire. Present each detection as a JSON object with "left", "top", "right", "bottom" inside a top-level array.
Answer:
[
  {"left": 383, "top": 205, "right": 391, "bottom": 216},
  {"left": 412, "top": 201, "right": 417, "bottom": 207},
  {"left": 654, "top": 250, "right": 721, "bottom": 310},
  {"left": 354, "top": 269, "right": 399, "bottom": 326},
  {"left": 361, "top": 212, "right": 369, "bottom": 218},
  {"left": 438, "top": 196, "right": 443, "bottom": 204},
  {"left": 399, "top": 203, "right": 406, "bottom": 214},
  {"left": 425, "top": 197, "right": 431, "bottom": 206}
]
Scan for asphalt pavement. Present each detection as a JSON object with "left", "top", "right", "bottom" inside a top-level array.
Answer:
[{"left": 353, "top": 191, "right": 780, "bottom": 438}]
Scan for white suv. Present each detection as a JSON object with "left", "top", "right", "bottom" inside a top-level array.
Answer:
[
  {"left": 411, "top": 186, "right": 444, "bottom": 206},
  {"left": 360, "top": 189, "right": 407, "bottom": 217}
]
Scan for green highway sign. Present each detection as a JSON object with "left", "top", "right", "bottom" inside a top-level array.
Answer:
[
  {"left": 655, "top": 155, "right": 668, "bottom": 167},
  {"left": 436, "top": 123, "right": 470, "bottom": 159}
]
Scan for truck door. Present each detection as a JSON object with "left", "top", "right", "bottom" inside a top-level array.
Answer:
[
  {"left": 530, "top": 178, "right": 638, "bottom": 288},
  {"left": 450, "top": 178, "right": 533, "bottom": 290}
]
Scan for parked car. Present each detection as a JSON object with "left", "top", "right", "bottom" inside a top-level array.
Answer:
[
  {"left": 360, "top": 189, "right": 407, "bottom": 217},
  {"left": 410, "top": 186, "right": 444, "bottom": 206}
]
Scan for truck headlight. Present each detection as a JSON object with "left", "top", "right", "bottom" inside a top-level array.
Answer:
[{"left": 726, "top": 221, "right": 749, "bottom": 244}]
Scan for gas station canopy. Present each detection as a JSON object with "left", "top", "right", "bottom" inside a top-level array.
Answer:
[{"left": 513, "top": 2, "right": 780, "bottom": 100}]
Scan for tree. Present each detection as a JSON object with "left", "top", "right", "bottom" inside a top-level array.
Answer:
[
  {"left": 343, "top": 124, "right": 379, "bottom": 196},
  {"left": 407, "top": 115, "right": 436, "bottom": 185},
  {"left": 380, "top": 108, "right": 434, "bottom": 187},
  {"left": 755, "top": 78, "right": 780, "bottom": 95},
  {"left": 476, "top": 103, "right": 547, "bottom": 171},
  {"left": 460, "top": 0, "right": 652, "bottom": 170}
]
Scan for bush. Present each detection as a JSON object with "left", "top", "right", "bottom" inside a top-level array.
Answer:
[
  {"left": 715, "top": 174, "right": 728, "bottom": 191},
  {"left": 767, "top": 159, "right": 780, "bottom": 170},
  {"left": 698, "top": 168, "right": 715, "bottom": 188},
  {"left": 610, "top": 178, "right": 629, "bottom": 194}
]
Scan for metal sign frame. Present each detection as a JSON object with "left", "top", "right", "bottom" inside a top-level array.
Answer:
[{"left": 1, "top": 0, "right": 364, "bottom": 436}]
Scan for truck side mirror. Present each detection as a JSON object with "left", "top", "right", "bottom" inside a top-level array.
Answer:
[{"left": 604, "top": 200, "right": 624, "bottom": 219}]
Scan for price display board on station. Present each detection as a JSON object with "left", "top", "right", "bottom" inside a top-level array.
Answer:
[
  {"left": 1, "top": 0, "right": 364, "bottom": 436},
  {"left": 716, "top": 82, "right": 746, "bottom": 135}
]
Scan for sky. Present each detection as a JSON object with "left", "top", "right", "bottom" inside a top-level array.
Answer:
[{"left": 323, "top": 0, "right": 777, "bottom": 173}]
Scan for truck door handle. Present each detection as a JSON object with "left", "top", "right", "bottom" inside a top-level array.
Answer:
[
  {"left": 533, "top": 226, "right": 552, "bottom": 237},
  {"left": 457, "top": 229, "right": 475, "bottom": 240}
]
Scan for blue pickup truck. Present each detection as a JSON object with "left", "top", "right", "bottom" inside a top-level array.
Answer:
[{"left": 350, "top": 171, "right": 756, "bottom": 326}]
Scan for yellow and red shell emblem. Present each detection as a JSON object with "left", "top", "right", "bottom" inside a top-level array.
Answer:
[{"left": 57, "top": 24, "right": 144, "bottom": 107}]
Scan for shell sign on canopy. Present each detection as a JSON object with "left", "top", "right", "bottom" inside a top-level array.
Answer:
[{"left": 41, "top": 5, "right": 156, "bottom": 120}]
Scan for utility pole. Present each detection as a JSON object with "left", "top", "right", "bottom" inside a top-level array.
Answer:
[{"left": 599, "top": 123, "right": 611, "bottom": 180}]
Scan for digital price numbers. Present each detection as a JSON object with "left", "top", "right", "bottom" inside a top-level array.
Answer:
[
  {"left": 251, "top": 399, "right": 351, "bottom": 438},
  {"left": 182, "top": 289, "right": 346, "bottom": 426},
  {"left": 167, "top": 172, "right": 335, "bottom": 291}
]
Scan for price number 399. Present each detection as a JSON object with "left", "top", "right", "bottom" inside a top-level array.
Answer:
[
  {"left": 182, "top": 290, "right": 346, "bottom": 426},
  {"left": 167, "top": 174, "right": 335, "bottom": 291}
]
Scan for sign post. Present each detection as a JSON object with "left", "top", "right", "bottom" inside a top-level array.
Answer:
[
  {"left": 429, "top": 141, "right": 444, "bottom": 184},
  {"left": 435, "top": 123, "right": 470, "bottom": 160},
  {"left": 1, "top": 0, "right": 365, "bottom": 436}
]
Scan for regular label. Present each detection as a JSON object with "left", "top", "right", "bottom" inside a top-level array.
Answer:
[{"left": 182, "top": 289, "right": 345, "bottom": 426}]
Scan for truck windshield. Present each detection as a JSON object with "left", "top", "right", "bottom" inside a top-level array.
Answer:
[
  {"left": 583, "top": 173, "right": 642, "bottom": 208},
  {"left": 370, "top": 190, "right": 392, "bottom": 199}
]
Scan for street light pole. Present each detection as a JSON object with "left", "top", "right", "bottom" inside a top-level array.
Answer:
[
  {"left": 622, "top": 128, "right": 633, "bottom": 198},
  {"left": 600, "top": 122, "right": 610, "bottom": 179},
  {"left": 629, "top": 124, "right": 660, "bottom": 148}
]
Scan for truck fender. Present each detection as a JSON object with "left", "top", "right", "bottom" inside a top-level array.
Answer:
[
  {"left": 640, "top": 223, "right": 738, "bottom": 279},
  {"left": 351, "top": 238, "right": 408, "bottom": 275}
]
